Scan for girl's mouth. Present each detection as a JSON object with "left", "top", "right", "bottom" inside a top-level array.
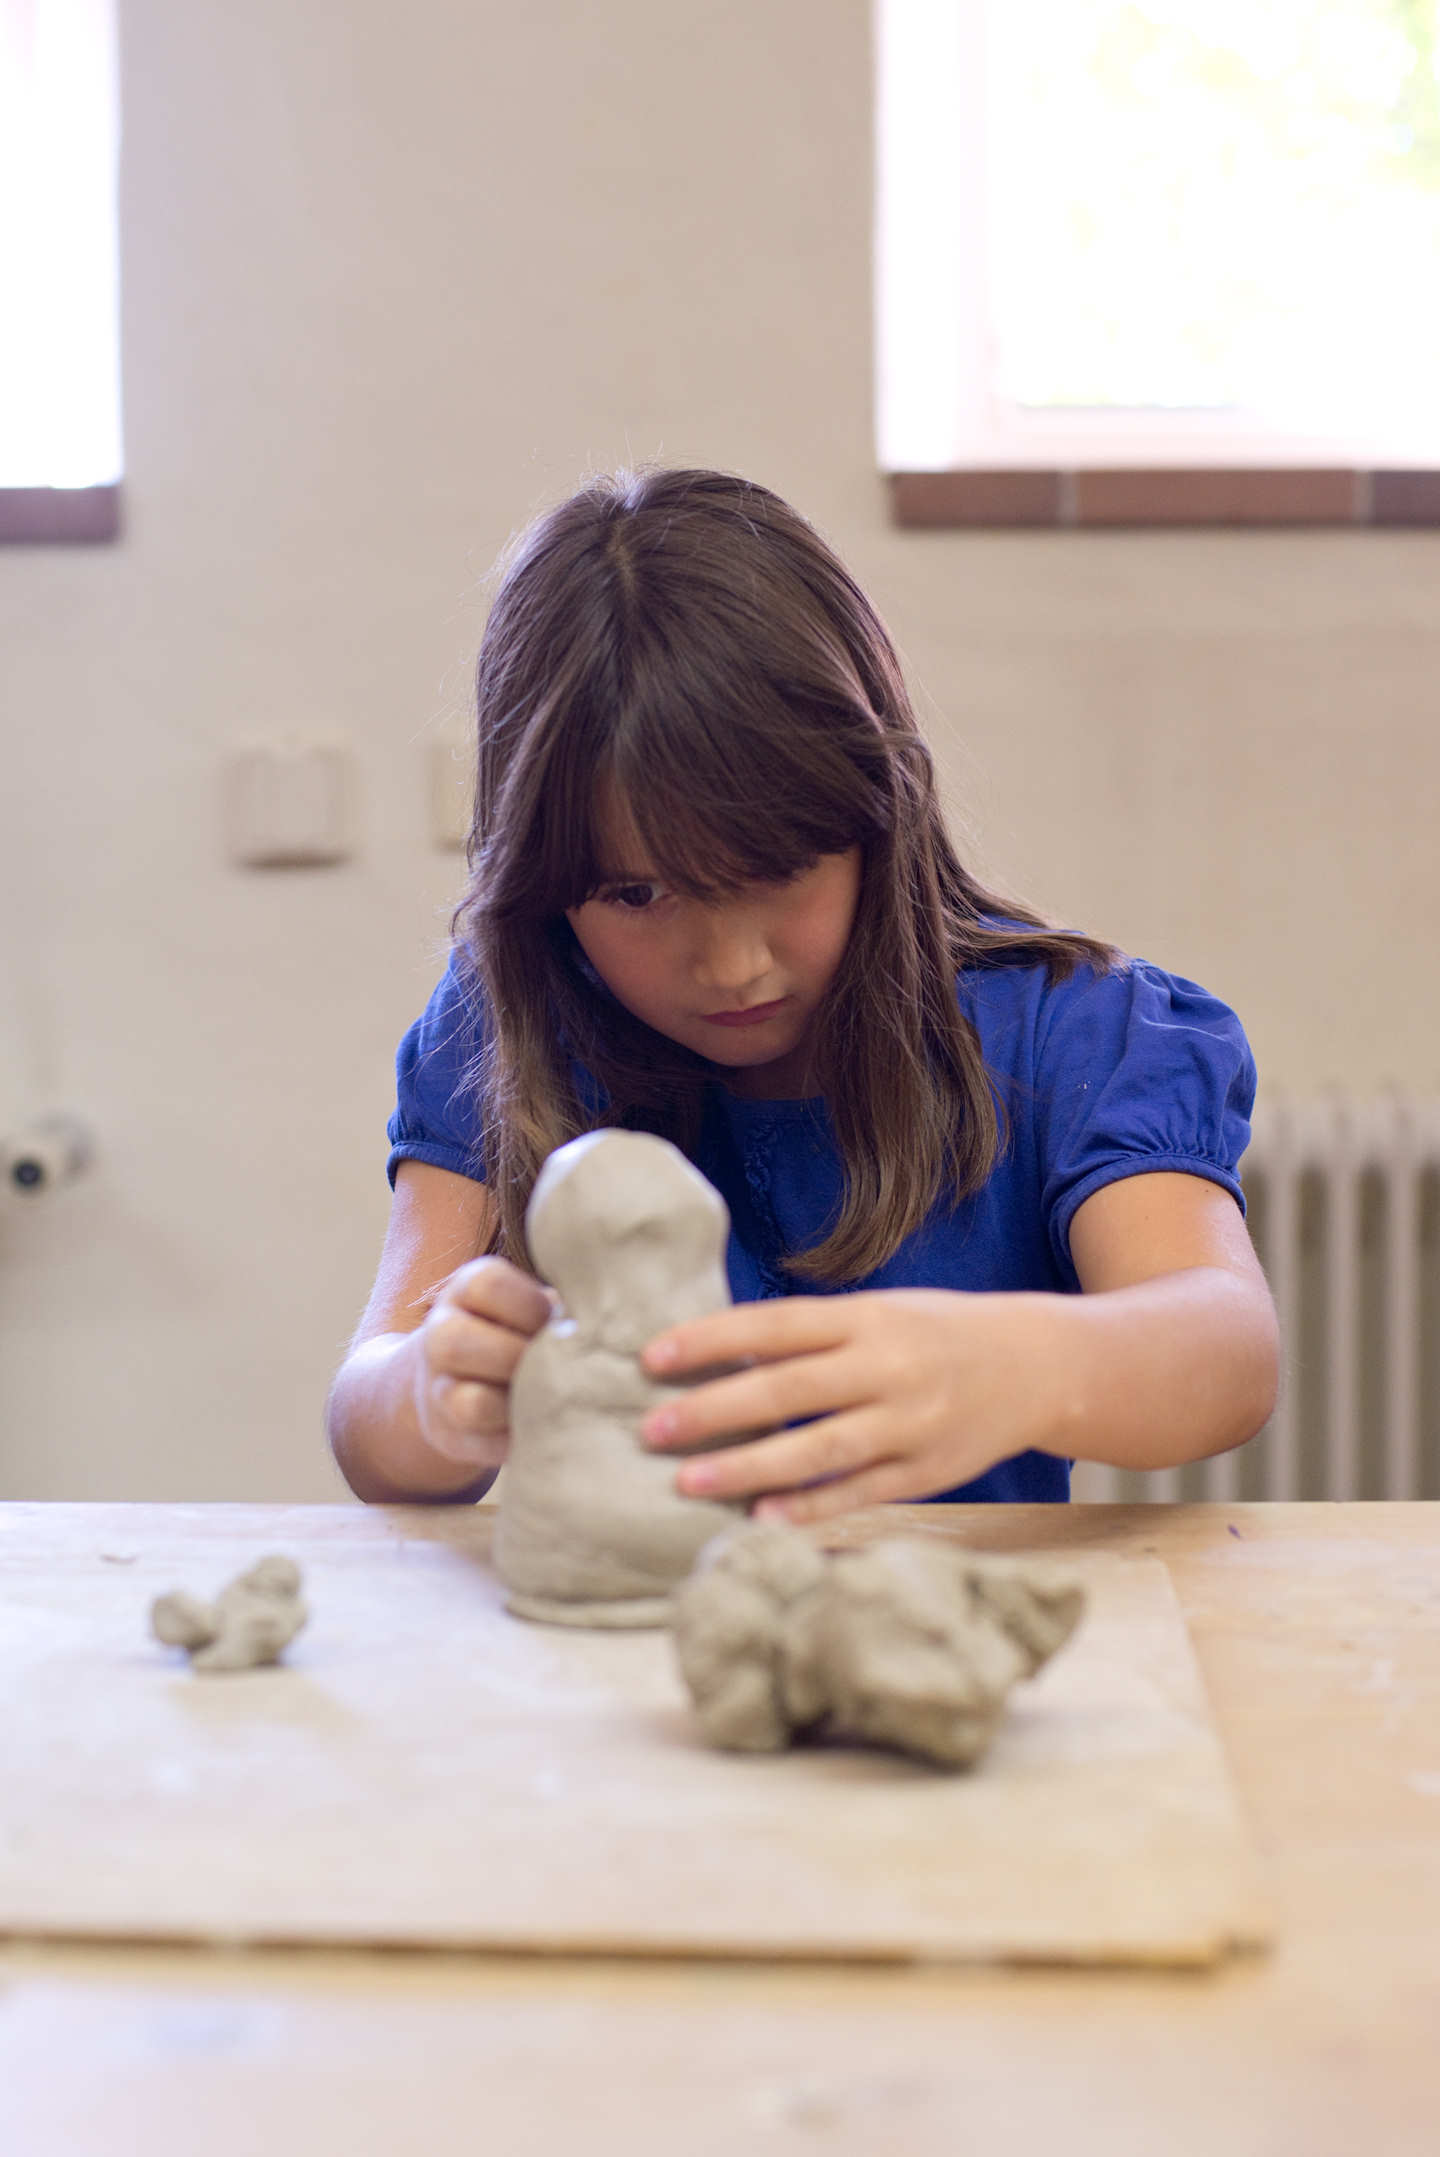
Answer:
[{"left": 700, "top": 999, "right": 790, "bottom": 1028}]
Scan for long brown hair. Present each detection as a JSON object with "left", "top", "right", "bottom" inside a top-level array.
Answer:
[{"left": 454, "top": 467, "right": 1117, "bottom": 1282}]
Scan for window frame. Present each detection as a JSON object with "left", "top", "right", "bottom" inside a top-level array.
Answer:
[{"left": 0, "top": 485, "right": 120, "bottom": 543}]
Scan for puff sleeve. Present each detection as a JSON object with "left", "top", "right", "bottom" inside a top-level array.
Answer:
[
  {"left": 1034, "top": 958, "right": 1255, "bottom": 1284},
  {"left": 385, "top": 950, "right": 491, "bottom": 1187}
]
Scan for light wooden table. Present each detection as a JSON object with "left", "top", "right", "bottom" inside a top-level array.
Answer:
[{"left": 4, "top": 1500, "right": 1438, "bottom": 2155}]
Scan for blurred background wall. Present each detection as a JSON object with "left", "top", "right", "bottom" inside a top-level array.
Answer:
[{"left": 1, "top": 0, "right": 1436, "bottom": 1498}]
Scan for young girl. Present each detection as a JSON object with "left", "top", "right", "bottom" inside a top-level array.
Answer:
[{"left": 327, "top": 467, "right": 1278, "bottom": 1519}]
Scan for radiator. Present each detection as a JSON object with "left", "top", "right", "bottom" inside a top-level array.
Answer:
[{"left": 1074, "top": 1092, "right": 1440, "bottom": 1503}]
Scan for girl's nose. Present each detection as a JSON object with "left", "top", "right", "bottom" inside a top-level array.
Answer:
[{"left": 690, "top": 906, "right": 773, "bottom": 996}]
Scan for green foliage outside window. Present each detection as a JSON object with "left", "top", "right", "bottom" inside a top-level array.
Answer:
[{"left": 990, "top": 0, "right": 1440, "bottom": 421}]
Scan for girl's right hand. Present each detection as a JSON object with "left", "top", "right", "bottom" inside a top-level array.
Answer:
[{"left": 412, "top": 1255, "right": 553, "bottom": 1471}]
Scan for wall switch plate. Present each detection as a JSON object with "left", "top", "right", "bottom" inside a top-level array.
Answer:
[
  {"left": 429, "top": 729, "right": 474, "bottom": 852},
  {"left": 224, "top": 743, "right": 353, "bottom": 868}
]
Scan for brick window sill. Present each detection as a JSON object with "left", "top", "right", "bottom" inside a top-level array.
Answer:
[
  {"left": 889, "top": 469, "right": 1440, "bottom": 529},
  {"left": 0, "top": 487, "right": 123, "bottom": 544}
]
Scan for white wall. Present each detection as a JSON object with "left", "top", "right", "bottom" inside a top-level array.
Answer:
[{"left": 1, "top": 0, "right": 1436, "bottom": 1498}]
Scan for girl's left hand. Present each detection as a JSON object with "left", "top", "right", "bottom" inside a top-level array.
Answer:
[{"left": 639, "top": 1289, "right": 1074, "bottom": 1524}]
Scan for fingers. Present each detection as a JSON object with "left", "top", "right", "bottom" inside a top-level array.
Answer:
[
  {"left": 421, "top": 1377, "right": 508, "bottom": 1466},
  {"left": 424, "top": 1254, "right": 549, "bottom": 1396},
  {"left": 417, "top": 1256, "right": 551, "bottom": 1464},
  {"left": 441, "top": 1254, "right": 552, "bottom": 1335},
  {"left": 643, "top": 1349, "right": 867, "bottom": 1452},
  {"left": 643, "top": 1297, "right": 849, "bottom": 1379},
  {"left": 673, "top": 1407, "right": 898, "bottom": 1506},
  {"left": 424, "top": 1301, "right": 533, "bottom": 1388},
  {"left": 752, "top": 1456, "right": 925, "bottom": 1527}
]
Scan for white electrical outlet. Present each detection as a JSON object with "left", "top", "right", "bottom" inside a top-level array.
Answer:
[{"left": 224, "top": 743, "right": 353, "bottom": 868}]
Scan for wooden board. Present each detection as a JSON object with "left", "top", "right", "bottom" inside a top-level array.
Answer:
[{"left": 0, "top": 1503, "right": 1270, "bottom": 1965}]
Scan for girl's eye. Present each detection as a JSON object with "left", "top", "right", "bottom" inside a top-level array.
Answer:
[{"left": 605, "top": 882, "right": 668, "bottom": 911}]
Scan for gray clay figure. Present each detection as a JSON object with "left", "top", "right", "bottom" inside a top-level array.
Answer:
[
  {"left": 672, "top": 1521, "right": 1085, "bottom": 1767},
  {"left": 150, "top": 1554, "right": 308, "bottom": 1672},
  {"left": 494, "top": 1129, "right": 751, "bottom": 1627}
]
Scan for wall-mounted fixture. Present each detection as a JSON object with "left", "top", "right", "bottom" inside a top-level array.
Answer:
[
  {"left": 429, "top": 727, "right": 473, "bottom": 852},
  {"left": 223, "top": 743, "right": 354, "bottom": 868},
  {"left": 0, "top": 1114, "right": 92, "bottom": 1201}
]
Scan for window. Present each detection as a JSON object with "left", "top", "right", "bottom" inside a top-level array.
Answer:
[
  {"left": 876, "top": 0, "right": 1440, "bottom": 524},
  {"left": 0, "top": 0, "right": 121, "bottom": 541}
]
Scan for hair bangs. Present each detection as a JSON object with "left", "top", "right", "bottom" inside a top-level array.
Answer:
[{"left": 604, "top": 686, "right": 888, "bottom": 903}]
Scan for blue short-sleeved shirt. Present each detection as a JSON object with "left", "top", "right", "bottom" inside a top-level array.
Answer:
[{"left": 387, "top": 948, "right": 1255, "bottom": 1505}]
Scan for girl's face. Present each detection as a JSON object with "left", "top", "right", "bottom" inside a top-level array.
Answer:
[{"left": 566, "top": 796, "right": 861, "bottom": 1099}]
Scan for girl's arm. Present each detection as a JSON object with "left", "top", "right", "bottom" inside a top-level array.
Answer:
[
  {"left": 1053, "top": 1167, "right": 1279, "bottom": 1470},
  {"left": 326, "top": 1161, "right": 550, "bottom": 1504},
  {"left": 636, "top": 1171, "right": 1279, "bottom": 1524}
]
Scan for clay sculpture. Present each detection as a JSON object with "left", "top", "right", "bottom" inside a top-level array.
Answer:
[
  {"left": 150, "top": 1555, "right": 308, "bottom": 1672},
  {"left": 672, "top": 1521, "right": 1085, "bottom": 1767},
  {"left": 494, "top": 1129, "right": 751, "bottom": 1627}
]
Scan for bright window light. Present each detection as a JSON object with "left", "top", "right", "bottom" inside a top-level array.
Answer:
[
  {"left": 877, "top": 0, "right": 1440, "bottom": 468},
  {"left": 0, "top": 0, "right": 122, "bottom": 488}
]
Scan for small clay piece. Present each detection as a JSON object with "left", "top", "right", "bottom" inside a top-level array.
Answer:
[
  {"left": 672, "top": 1522, "right": 1085, "bottom": 1768},
  {"left": 150, "top": 1555, "right": 307, "bottom": 1672},
  {"left": 494, "top": 1130, "right": 751, "bottom": 1628}
]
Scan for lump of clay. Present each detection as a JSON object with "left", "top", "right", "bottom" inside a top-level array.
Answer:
[
  {"left": 150, "top": 1555, "right": 307, "bottom": 1672},
  {"left": 494, "top": 1129, "right": 750, "bottom": 1628},
  {"left": 672, "top": 1522, "right": 1085, "bottom": 1768}
]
